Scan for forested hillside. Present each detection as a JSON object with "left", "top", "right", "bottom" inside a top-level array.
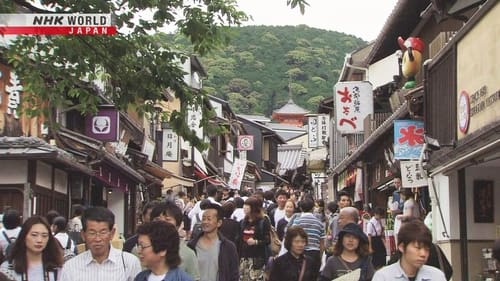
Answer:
[{"left": 164, "top": 25, "right": 366, "bottom": 116}]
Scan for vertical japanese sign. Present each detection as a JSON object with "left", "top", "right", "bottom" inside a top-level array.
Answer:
[
  {"left": 308, "top": 114, "right": 330, "bottom": 148},
  {"left": 308, "top": 115, "right": 318, "bottom": 148},
  {"left": 400, "top": 160, "right": 428, "bottom": 187},
  {"left": 318, "top": 114, "right": 329, "bottom": 146},
  {"left": 187, "top": 105, "right": 203, "bottom": 139},
  {"left": 6, "top": 71, "right": 23, "bottom": 119},
  {"left": 162, "top": 128, "right": 179, "bottom": 161},
  {"left": 334, "top": 81, "right": 373, "bottom": 133},
  {"left": 227, "top": 158, "right": 247, "bottom": 190},
  {"left": 394, "top": 120, "right": 424, "bottom": 159}
]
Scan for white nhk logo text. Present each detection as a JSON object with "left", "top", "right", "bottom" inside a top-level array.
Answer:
[{"left": 32, "top": 15, "right": 110, "bottom": 26}]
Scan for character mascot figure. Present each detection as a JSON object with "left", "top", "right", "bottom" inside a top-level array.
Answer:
[{"left": 397, "top": 36, "right": 425, "bottom": 89}]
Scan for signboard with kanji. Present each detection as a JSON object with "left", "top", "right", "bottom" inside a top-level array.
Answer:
[
  {"left": 394, "top": 120, "right": 424, "bottom": 159},
  {"left": 187, "top": 105, "right": 203, "bottom": 139},
  {"left": 308, "top": 115, "right": 318, "bottom": 148},
  {"left": 162, "top": 128, "right": 179, "bottom": 161},
  {"left": 227, "top": 158, "right": 247, "bottom": 190},
  {"left": 334, "top": 81, "right": 373, "bottom": 133},
  {"left": 400, "top": 160, "right": 428, "bottom": 187},
  {"left": 308, "top": 114, "right": 330, "bottom": 148}
]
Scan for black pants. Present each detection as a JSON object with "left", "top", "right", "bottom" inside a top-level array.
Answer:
[{"left": 304, "top": 249, "right": 321, "bottom": 281}]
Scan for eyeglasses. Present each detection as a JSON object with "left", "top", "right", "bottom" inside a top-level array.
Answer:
[
  {"left": 136, "top": 243, "right": 152, "bottom": 251},
  {"left": 85, "top": 230, "right": 111, "bottom": 239}
]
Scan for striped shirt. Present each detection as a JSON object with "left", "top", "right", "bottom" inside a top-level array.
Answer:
[
  {"left": 60, "top": 246, "right": 141, "bottom": 281},
  {"left": 289, "top": 212, "right": 325, "bottom": 251}
]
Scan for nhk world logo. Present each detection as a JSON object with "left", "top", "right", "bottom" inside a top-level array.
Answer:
[{"left": 0, "top": 13, "right": 116, "bottom": 35}]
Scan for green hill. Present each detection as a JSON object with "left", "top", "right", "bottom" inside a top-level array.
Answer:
[{"left": 166, "top": 25, "right": 366, "bottom": 115}]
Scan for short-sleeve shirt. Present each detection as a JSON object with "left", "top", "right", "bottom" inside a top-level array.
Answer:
[
  {"left": 372, "top": 261, "right": 446, "bottom": 281},
  {"left": 60, "top": 246, "right": 141, "bottom": 281},
  {"left": 196, "top": 239, "right": 220, "bottom": 281},
  {"left": 321, "top": 255, "right": 374, "bottom": 280}
]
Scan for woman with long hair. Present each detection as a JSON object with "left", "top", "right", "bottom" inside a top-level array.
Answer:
[
  {"left": 0, "top": 216, "right": 63, "bottom": 281},
  {"left": 319, "top": 223, "right": 374, "bottom": 281},
  {"left": 275, "top": 200, "right": 295, "bottom": 241},
  {"left": 239, "top": 196, "right": 270, "bottom": 281}
]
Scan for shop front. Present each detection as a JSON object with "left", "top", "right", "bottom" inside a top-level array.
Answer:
[{"left": 424, "top": 2, "right": 500, "bottom": 280}]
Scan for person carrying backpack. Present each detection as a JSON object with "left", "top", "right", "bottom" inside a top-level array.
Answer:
[
  {"left": 51, "top": 216, "right": 76, "bottom": 261},
  {"left": 0, "top": 209, "right": 22, "bottom": 263}
]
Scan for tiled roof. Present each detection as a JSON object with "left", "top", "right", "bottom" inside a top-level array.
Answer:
[{"left": 273, "top": 99, "right": 309, "bottom": 114}]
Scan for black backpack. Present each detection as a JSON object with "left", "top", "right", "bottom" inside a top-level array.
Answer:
[
  {"left": 190, "top": 213, "right": 203, "bottom": 239},
  {"left": 2, "top": 230, "right": 16, "bottom": 259}
]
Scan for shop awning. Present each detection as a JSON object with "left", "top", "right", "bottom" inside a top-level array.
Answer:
[
  {"left": 163, "top": 174, "right": 195, "bottom": 189},
  {"left": 194, "top": 166, "right": 228, "bottom": 187},
  {"left": 278, "top": 144, "right": 306, "bottom": 176}
]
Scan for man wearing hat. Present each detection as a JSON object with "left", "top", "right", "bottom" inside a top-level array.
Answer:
[{"left": 320, "top": 223, "right": 374, "bottom": 281}]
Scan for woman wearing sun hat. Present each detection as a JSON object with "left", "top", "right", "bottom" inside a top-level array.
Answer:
[{"left": 319, "top": 223, "right": 374, "bottom": 281}]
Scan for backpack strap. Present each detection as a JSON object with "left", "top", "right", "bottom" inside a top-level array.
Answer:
[
  {"left": 65, "top": 236, "right": 72, "bottom": 250},
  {"left": 2, "top": 231, "right": 11, "bottom": 244}
]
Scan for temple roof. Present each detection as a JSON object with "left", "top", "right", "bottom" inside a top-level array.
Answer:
[{"left": 273, "top": 99, "right": 310, "bottom": 115}]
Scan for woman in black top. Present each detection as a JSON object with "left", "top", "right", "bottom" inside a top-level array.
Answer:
[
  {"left": 239, "top": 197, "right": 270, "bottom": 281},
  {"left": 268, "top": 226, "right": 314, "bottom": 281}
]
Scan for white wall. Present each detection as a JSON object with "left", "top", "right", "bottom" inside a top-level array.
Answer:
[
  {"left": 0, "top": 160, "right": 27, "bottom": 183},
  {"left": 465, "top": 166, "right": 500, "bottom": 240},
  {"left": 107, "top": 189, "right": 125, "bottom": 236},
  {"left": 54, "top": 168, "right": 68, "bottom": 195},
  {"left": 36, "top": 161, "right": 52, "bottom": 189},
  {"left": 431, "top": 173, "right": 456, "bottom": 241}
]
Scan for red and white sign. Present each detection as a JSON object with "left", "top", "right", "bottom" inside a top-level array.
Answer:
[
  {"left": 237, "top": 135, "right": 254, "bottom": 151},
  {"left": 458, "top": 90, "right": 470, "bottom": 134},
  {"left": 0, "top": 13, "right": 116, "bottom": 35},
  {"left": 227, "top": 158, "right": 247, "bottom": 190},
  {"left": 334, "top": 81, "right": 373, "bottom": 133}
]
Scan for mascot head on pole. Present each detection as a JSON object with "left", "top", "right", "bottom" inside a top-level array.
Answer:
[{"left": 398, "top": 36, "right": 425, "bottom": 89}]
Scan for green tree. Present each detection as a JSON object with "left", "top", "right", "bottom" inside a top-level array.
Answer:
[{"left": 0, "top": 0, "right": 309, "bottom": 147}]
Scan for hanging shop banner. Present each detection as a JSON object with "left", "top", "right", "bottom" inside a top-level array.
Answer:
[
  {"left": 308, "top": 115, "right": 318, "bottom": 148},
  {"left": 318, "top": 114, "right": 329, "bottom": 146},
  {"left": 308, "top": 114, "right": 330, "bottom": 148},
  {"left": 394, "top": 120, "right": 424, "bottom": 159},
  {"left": 227, "top": 158, "right": 247, "bottom": 190},
  {"left": 162, "top": 128, "right": 179, "bottom": 161},
  {"left": 400, "top": 160, "right": 428, "bottom": 187},
  {"left": 334, "top": 81, "right": 373, "bottom": 133},
  {"left": 187, "top": 105, "right": 203, "bottom": 139},
  {"left": 85, "top": 108, "right": 119, "bottom": 141}
]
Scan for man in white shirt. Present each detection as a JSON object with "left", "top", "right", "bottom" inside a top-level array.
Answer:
[
  {"left": 60, "top": 207, "right": 141, "bottom": 281},
  {"left": 188, "top": 185, "right": 221, "bottom": 226},
  {"left": 0, "top": 208, "right": 22, "bottom": 258},
  {"left": 268, "top": 189, "right": 289, "bottom": 227}
]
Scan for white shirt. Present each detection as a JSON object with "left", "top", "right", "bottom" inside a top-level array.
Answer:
[
  {"left": 366, "top": 217, "right": 383, "bottom": 237},
  {"left": 68, "top": 217, "right": 82, "bottom": 232},
  {"left": 0, "top": 227, "right": 21, "bottom": 256},
  {"left": 231, "top": 208, "right": 245, "bottom": 222},
  {"left": 273, "top": 208, "right": 285, "bottom": 228},
  {"left": 188, "top": 197, "right": 221, "bottom": 220},
  {"left": 60, "top": 246, "right": 141, "bottom": 281},
  {"left": 0, "top": 261, "right": 59, "bottom": 281},
  {"left": 54, "top": 232, "right": 76, "bottom": 253}
]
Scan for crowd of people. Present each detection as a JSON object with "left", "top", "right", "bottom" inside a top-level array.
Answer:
[{"left": 0, "top": 182, "right": 490, "bottom": 281}]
